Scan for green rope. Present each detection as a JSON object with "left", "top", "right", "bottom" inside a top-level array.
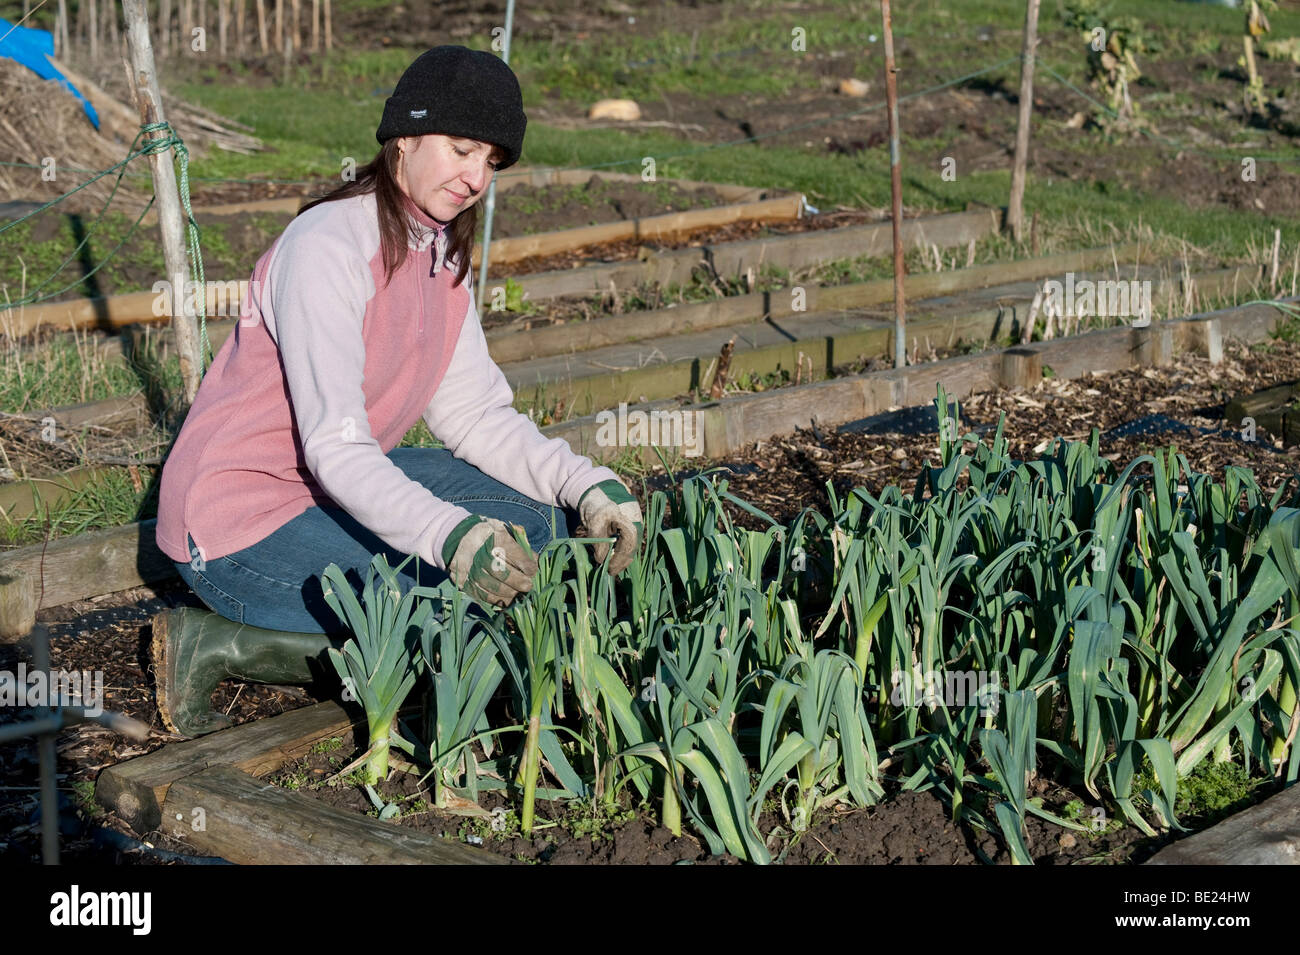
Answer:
[
  {"left": 1238, "top": 297, "right": 1300, "bottom": 320},
  {"left": 0, "top": 120, "right": 211, "bottom": 373},
  {"left": 0, "top": 128, "right": 162, "bottom": 304},
  {"left": 139, "top": 121, "right": 212, "bottom": 369}
]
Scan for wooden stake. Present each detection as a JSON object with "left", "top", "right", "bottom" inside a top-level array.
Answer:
[
  {"left": 88, "top": 0, "right": 98, "bottom": 62},
  {"left": 1270, "top": 227, "right": 1281, "bottom": 292},
  {"left": 235, "top": 0, "right": 245, "bottom": 55},
  {"left": 74, "top": 0, "right": 87, "bottom": 54},
  {"left": 1008, "top": 0, "right": 1041, "bottom": 243},
  {"left": 159, "top": 0, "right": 171, "bottom": 55},
  {"left": 311, "top": 0, "right": 318, "bottom": 50},
  {"left": 880, "top": 0, "right": 906, "bottom": 370},
  {"left": 257, "top": 0, "right": 267, "bottom": 53},
  {"left": 55, "top": 0, "right": 68, "bottom": 58},
  {"left": 107, "top": 0, "right": 119, "bottom": 49},
  {"left": 121, "top": 0, "right": 206, "bottom": 403},
  {"left": 274, "top": 0, "right": 282, "bottom": 52},
  {"left": 219, "top": 0, "right": 228, "bottom": 55},
  {"left": 291, "top": 0, "right": 299, "bottom": 50}
]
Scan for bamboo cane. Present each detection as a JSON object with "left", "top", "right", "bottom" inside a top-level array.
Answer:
[
  {"left": 880, "top": 0, "right": 906, "bottom": 370},
  {"left": 159, "top": 0, "right": 171, "bottom": 55},
  {"left": 107, "top": 0, "right": 119, "bottom": 51},
  {"left": 1008, "top": 0, "right": 1041, "bottom": 243},
  {"left": 55, "top": 0, "right": 68, "bottom": 58}
]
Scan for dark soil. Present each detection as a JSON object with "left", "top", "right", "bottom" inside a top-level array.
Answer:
[
  {"left": 490, "top": 207, "right": 882, "bottom": 279},
  {"left": 261, "top": 722, "right": 1277, "bottom": 866},
  {"left": 688, "top": 338, "right": 1300, "bottom": 533},
  {"left": 487, "top": 176, "right": 732, "bottom": 238}
]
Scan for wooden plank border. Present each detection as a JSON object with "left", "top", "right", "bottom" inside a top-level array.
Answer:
[
  {"left": 504, "top": 264, "right": 1266, "bottom": 418},
  {"left": 1, "top": 298, "right": 1291, "bottom": 637},
  {"left": 0, "top": 209, "right": 996, "bottom": 338},
  {"left": 95, "top": 699, "right": 507, "bottom": 864},
  {"left": 96, "top": 700, "right": 355, "bottom": 834}
]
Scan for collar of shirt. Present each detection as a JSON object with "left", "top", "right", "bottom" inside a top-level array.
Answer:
[{"left": 398, "top": 190, "right": 451, "bottom": 276}]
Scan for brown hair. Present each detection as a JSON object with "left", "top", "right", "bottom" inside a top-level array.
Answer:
[{"left": 296, "top": 137, "right": 493, "bottom": 290}]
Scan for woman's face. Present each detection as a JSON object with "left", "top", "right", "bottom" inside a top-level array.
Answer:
[{"left": 395, "top": 134, "right": 504, "bottom": 224}]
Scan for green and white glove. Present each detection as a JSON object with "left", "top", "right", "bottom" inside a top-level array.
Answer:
[
  {"left": 441, "top": 515, "right": 539, "bottom": 608},
  {"left": 578, "top": 479, "right": 643, "bottom": 576}
]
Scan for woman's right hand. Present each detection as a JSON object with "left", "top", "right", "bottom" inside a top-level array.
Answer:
[{"left": 441, "top": 515, "right": 539, "bottom": 608}]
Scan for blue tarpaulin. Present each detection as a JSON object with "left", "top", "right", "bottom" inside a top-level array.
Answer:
[{"left": 0, "top": 18, "right": 100, "bottom": 129}]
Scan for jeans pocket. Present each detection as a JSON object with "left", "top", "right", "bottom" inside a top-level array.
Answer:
[
  {"left": 178, "top": 536, "right": 246, "bottom": 623},
  {"left": 190, "top": 566, "right": 246, "bottom": 624}
]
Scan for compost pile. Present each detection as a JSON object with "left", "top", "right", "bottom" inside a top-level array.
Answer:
[
  {"left": 0, "top": 57, "right": 260, "bottom": 215},
  {"left": 316, "top": 399, "right": 1300, "bottom": 864},
  {"left": 0, "top": 59, "right": 148, "bottom": 213}
]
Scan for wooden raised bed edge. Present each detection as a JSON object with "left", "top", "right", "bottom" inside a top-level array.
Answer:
[
  {"left": 505, "top": 263, "right": 1266, "bottom": 417},
  {"left": 540, "top": 298, "right": 1289, "bottom": 465},
  {"left": 95, "top": 700, "right": 506, "bottom": 864},
  {"left": 1144, "top": 782, "right": 1300, "bottom": 865},
  {"left": 0, "top": 216, "right": 1051, "bottom": 456},
  {"left": 141, "top": 165, "right": 775, "bottom": 225},
  {"left": 0, "top": 298, "right": 1289, "bottom": 640},
  {"left": 484, "top": 242, "right": 1151, "bottom": 365},
  {"left": 20, "top": 186, "right": 802, "bottom": 338},
  {"left": 0, "top": 207, "right": 993, "bottom": 337}
]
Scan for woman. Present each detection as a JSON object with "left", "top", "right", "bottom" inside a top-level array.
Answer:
[{"left": 150, "top": 46, "right": 642, "bottom": 738}]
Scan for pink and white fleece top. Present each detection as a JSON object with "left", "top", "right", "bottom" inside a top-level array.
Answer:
[{"left": 155, "top": 190, "right": 618, "bottom": 570}]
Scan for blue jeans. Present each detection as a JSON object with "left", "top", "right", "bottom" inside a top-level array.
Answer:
[{"left": 173, "top": 447, "right": 577, "bottom": 633}]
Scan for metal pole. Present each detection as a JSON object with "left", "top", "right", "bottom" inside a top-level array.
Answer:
[
  {"left": 33, "top": 624, "right": 59, "bottom": 865},
  {"left": 123, "top": 0, "right": 205, "bottom": 403},
  {"left": 475, "top": 0, "right": 516, "bottom": 316},
  {"left": 1008, "top": 0, "right": 1041, "bottom": 243},
  {"left": 880, "top": 0, "right": 906, "bottom": 369}
]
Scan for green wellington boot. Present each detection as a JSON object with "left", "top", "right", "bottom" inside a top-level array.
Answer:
[{"left": 151, "top": 607, "right": 346, "bottom": 738}]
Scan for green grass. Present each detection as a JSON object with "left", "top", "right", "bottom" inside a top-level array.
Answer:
[{"left": 0, "top": 466, "right": 157, "bottom": 549}]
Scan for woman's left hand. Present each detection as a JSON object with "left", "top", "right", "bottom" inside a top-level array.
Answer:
[{"left": 579, "top": 479, "right": 643, "bottom": 575}]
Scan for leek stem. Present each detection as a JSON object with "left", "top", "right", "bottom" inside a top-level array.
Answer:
[
  {"left": 1271, "top": 673, "right": 1297, "bottom": 765},
  {"left": 520, "top": 711, "right": 542, "bottom": 835},
  {"left": 662, "top": 766, "right": 681, "bottom": 837},
  {"left": 365, "top": 726, "right": 390, "bottom": 785}
]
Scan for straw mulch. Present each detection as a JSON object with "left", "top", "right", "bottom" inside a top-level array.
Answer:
[{"left": 0, "top": 55, "right": 260, "bottom": 217}]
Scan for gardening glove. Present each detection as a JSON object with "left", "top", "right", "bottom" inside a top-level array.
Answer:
[
  {"left": 441, "top": 515, "right": 539, "bottom": 608},
  {"left": 578, "top": 479, "right": 643, "bottom": 576}
]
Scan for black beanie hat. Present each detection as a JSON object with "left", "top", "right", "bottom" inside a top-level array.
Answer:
[{"left": 376, "top": 45, "right": 527, "bottom": 170}]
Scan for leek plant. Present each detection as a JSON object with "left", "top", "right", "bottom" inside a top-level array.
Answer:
[
  {"left": 760, "top": 598, "right": 884, "bottom": 834},
  {"left": 317, "top": 386, "right": 1300, "bottom": 862},
  {"left": 498, "top": 539, "right": 578, "bottom": 835},
  {"left": 417, "top": 579, "right": 508, "bottom": 807},
  {"left": 321, "top": 554, "right": 430, "bottom": 785}
]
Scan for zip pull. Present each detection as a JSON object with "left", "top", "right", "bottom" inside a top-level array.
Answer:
[{"left": 429, "top": 227, "right": 448, "bottom": 277}]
